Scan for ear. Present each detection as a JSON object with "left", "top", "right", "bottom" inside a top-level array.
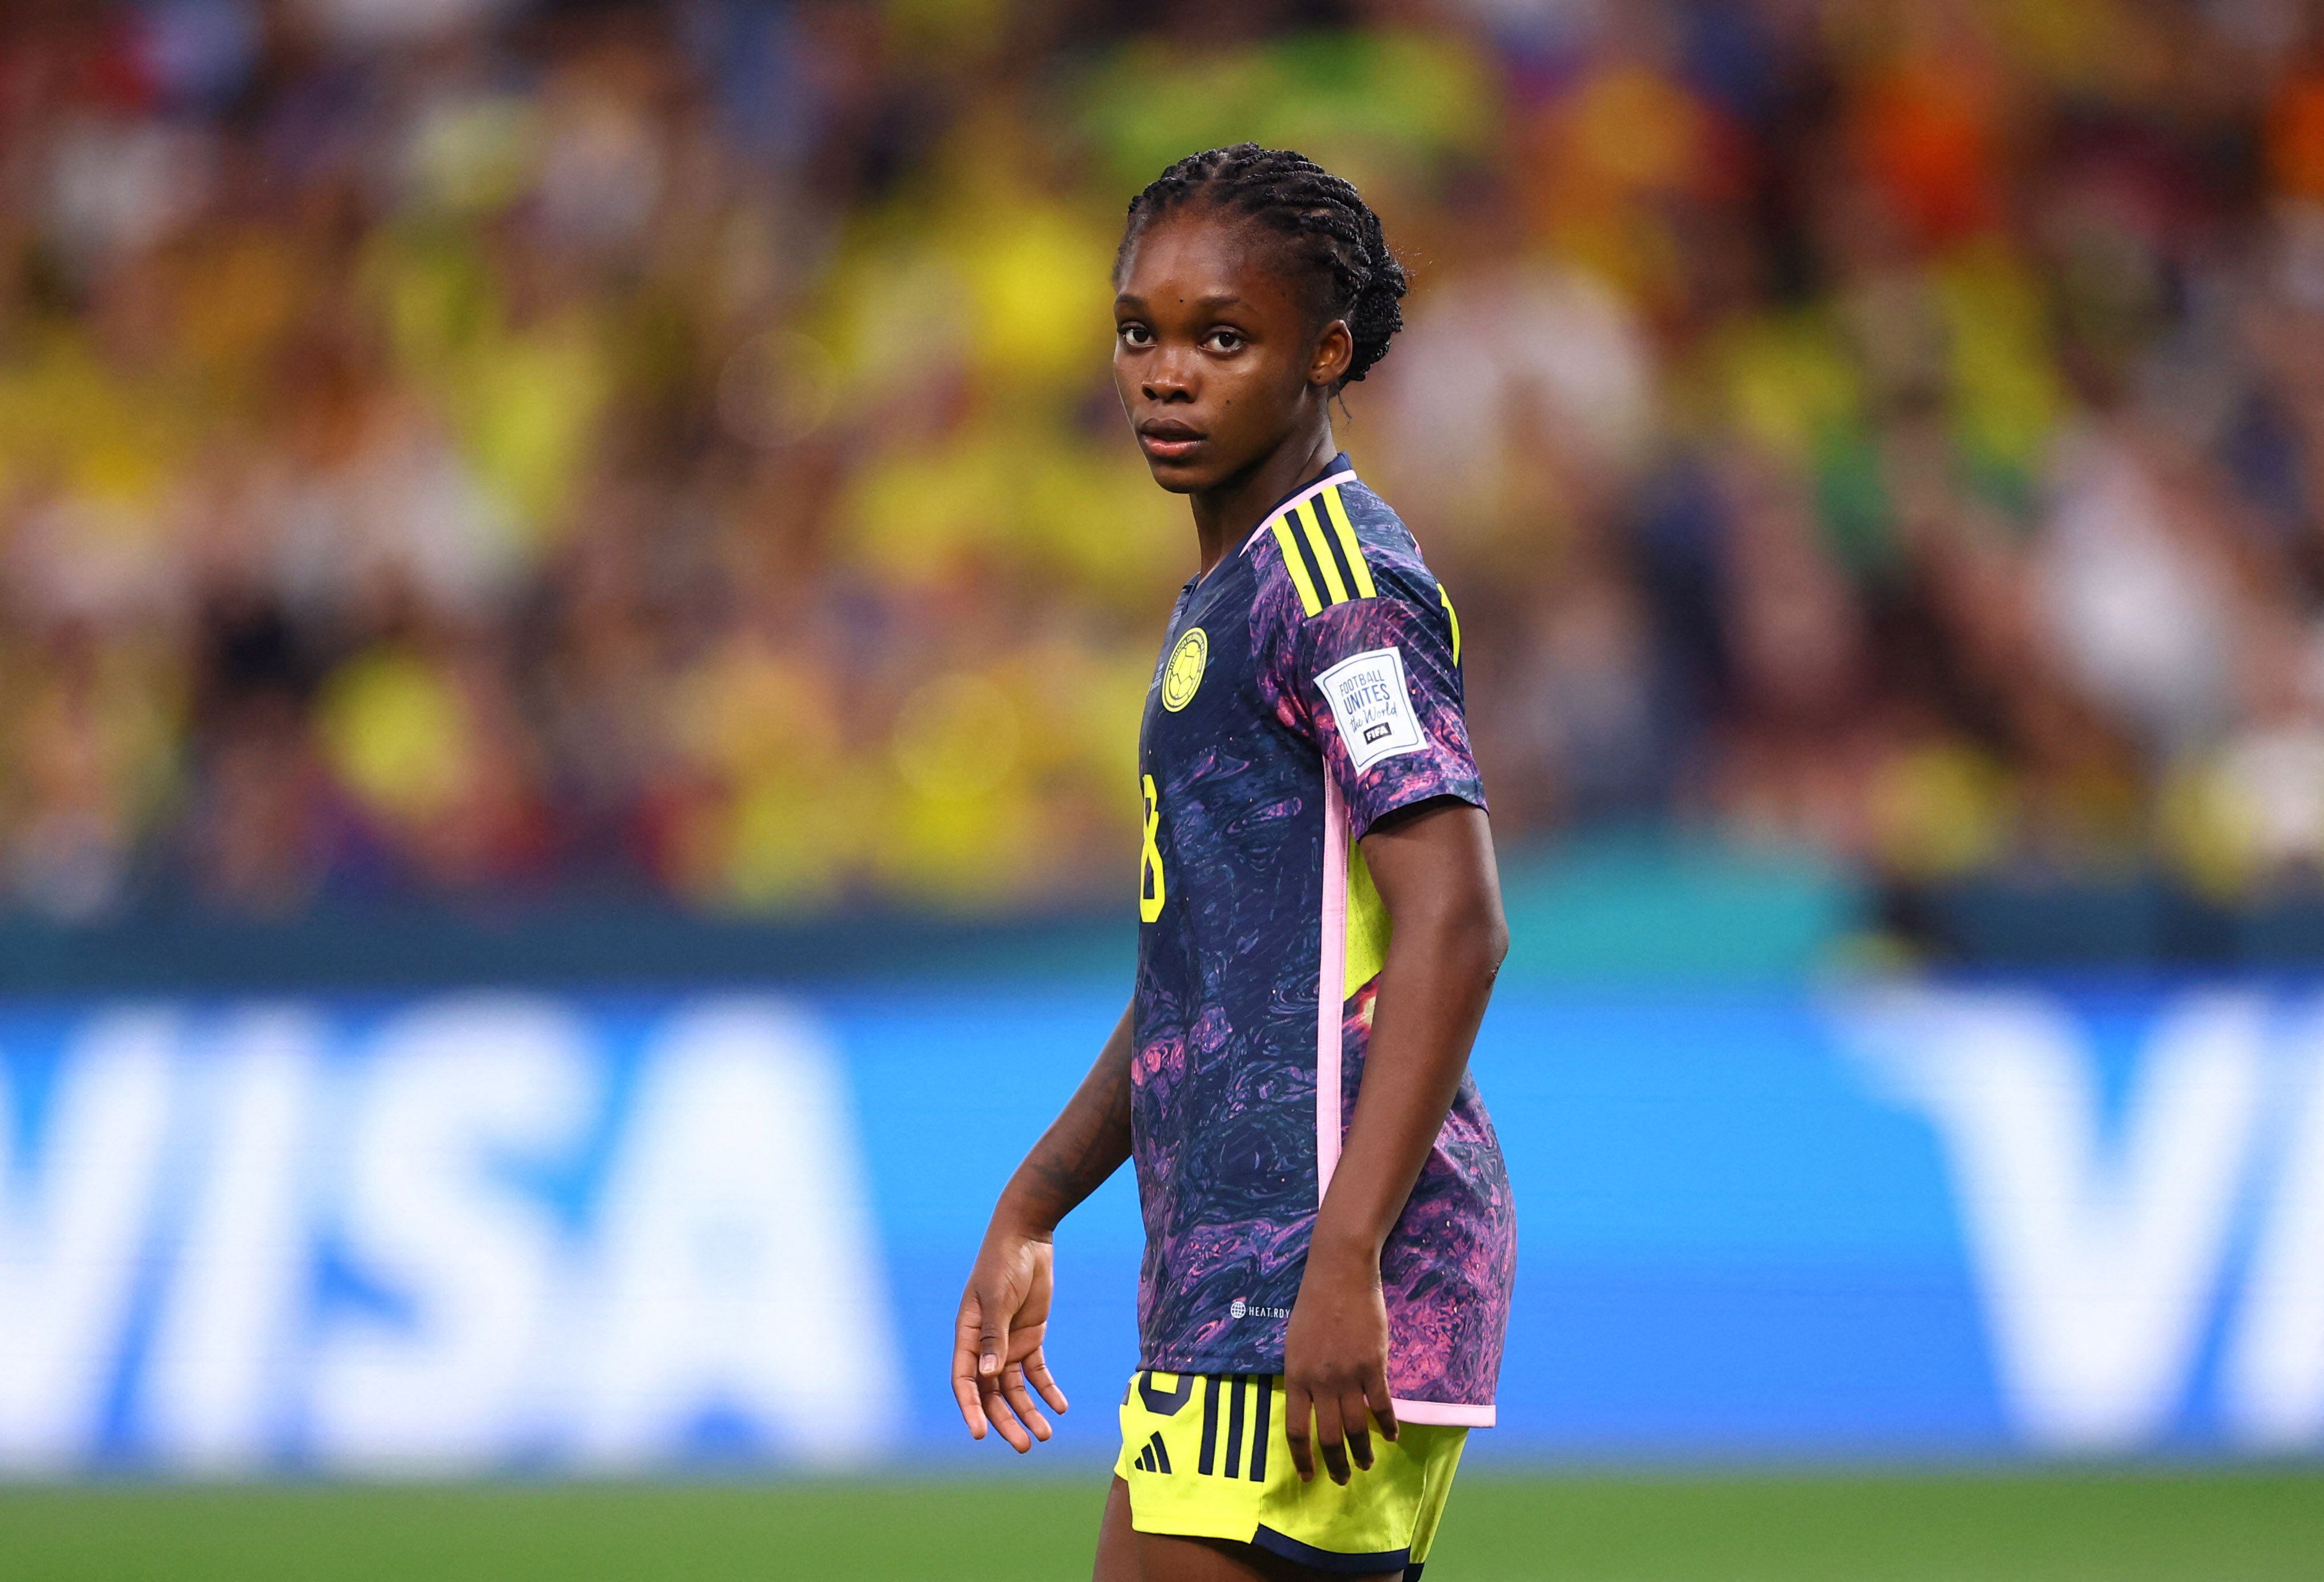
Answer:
[{"left": 1308, "top": 319, "right": 1353, "bottom": 389}]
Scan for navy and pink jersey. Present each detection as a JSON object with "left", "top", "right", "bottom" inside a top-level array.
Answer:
[{"left": 1130, "top": 456, "right": 1514, "bottom": 1425}]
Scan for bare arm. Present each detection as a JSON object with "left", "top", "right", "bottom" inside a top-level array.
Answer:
[
  {"left": 953, "top": 1001, "right": 1136, "bottom": 1450},
  {"left": 1282, "top": 799, "right": 1506, "bottom": 1482},
  {"left": 995, "top": 1002, "right": 1136, "bottom": 1235}
]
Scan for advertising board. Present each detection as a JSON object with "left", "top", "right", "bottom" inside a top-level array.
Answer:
[{"left": 4, "top": 984, "right": 2322, "bottom": 1470}]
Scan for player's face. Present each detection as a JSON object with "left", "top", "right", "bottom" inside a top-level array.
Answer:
[{"left": 1112, "top": 211, "right": 1341, "bottom": 493}]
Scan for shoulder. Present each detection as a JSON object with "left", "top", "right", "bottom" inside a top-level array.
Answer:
[
  {"left": 1332, "top": 478, "right": 1440, "bottom": 603},
  {"left": 1255, "top": 472, "right": 1441, "bottom": 622}
]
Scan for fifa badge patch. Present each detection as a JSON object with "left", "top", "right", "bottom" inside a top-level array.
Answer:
[
  {"left": 1162, "top": 627, "right": 1208, "bottom": 712},
  {"left": 1317, "top": 645, "right": 1426, "bottom": 771}
]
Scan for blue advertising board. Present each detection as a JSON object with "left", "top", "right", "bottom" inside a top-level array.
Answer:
[{"left": 2, "top": 981, "right": 2322, "bottom": 1472}]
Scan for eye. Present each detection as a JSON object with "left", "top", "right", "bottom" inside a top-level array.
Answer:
[
  {"left": 1204, "top": 327, "right": 1245, "bottom": 353},
  {"left": 1118, "top": 322, "right": 1154, "bottom": 349}
]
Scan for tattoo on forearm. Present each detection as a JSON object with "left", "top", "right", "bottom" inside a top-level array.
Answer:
[{"left": 1021, "top": 1045, "right": 1134, "bottom": 1212}]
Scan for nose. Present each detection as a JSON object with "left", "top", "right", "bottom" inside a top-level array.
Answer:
[{"left": 1142, "top": 349, "right": 1194, "bottom": 404}]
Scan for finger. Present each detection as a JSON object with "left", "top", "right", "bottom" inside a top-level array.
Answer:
[
  {"left": 1284, "top": 1382, "right": 1316, "bottom": 1483},
  {"left": 953, "top": 1369, "right": 990, "bottom": 1439},
  {"left": 953, "top": 1298, "right": 990, "bottom": 1439},
  {"left": 1340, "top": 1387, "right": 1373, "bottom": 1471},
  {"left": 1313, "top": 1391, "right": 1351, "bottom": 1486},
  {"left": 1024, "top": 1349, "right": 1070, "bottom": 1415},
  {"left": 978, "top": 1302, "right": 1011, "bottom": 1379},
  {"left": 1000, "top": 1363, "right": 1053, "bottom": 1442},
  {"left": 981, "top": 1378, "right": 1033, "bottom": 1452},
  {"left": 1365, "top": 1369, "right": 1399, "bottom": 1444}
]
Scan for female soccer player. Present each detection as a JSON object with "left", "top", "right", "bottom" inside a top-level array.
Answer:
[{"left": 954, "top": 144, "right": 1514, "bottom": 1581}]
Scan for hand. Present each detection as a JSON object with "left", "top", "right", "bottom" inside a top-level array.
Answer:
[
  {"left": 1281, "top": 1242, "right": 1397, "bottom": 1485},
  {"left": 953, "top": 1221, "right": 1070, "bottom": 1452}
]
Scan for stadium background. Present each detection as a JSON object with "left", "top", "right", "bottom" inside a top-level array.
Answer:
[{"left": 6, "top": 0, "right": 2324, "bottom": 1576}]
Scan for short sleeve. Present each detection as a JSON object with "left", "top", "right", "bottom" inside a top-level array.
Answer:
[{"left": 1286, "top": 569, "right": 1487, "bottom": 840}]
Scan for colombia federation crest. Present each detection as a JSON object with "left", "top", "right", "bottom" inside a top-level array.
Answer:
[{"left": 1161, "top": 626, "right": 1208, "bottom": 712}]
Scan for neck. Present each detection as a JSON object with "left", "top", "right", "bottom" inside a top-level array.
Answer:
[{"left": 1189, "top": 420, "right": 1339, "bottom": 578}]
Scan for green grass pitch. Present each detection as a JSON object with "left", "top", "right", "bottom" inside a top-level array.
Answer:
[{"left": 3, "top": 1468, "right": 2321, "bottom": 1580}]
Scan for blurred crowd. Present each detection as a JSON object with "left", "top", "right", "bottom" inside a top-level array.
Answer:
[{"left": 11, "top": 0, "right": 2324, "bottom": 920}]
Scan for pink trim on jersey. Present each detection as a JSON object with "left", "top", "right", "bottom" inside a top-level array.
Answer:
[
  {"left": 1312, "top": 559, "right": 1500, "bottom": 1427},
  {"left": 1241, "top": 470, "right": 1360, "bottom": 560},
  {"left": 1316, "top": 772, "right": 1349, "bottom": 1202},
  {"left": 1390, "top": 1399, "right": 1498, "bottom": 1427}
]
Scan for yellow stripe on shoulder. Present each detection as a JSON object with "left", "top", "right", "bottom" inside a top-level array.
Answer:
[
  {"left": 1439, "top": 582, "right": 1462, "bottom": 666},
  {"left": 1295, "top": 499, "right": 1350, "bottom": 606},
  {"left": 1320, "top": 485, "right": 1377, "bottom": 600},
  {"left": 1270, "top": 515, "right": 1324, "bottom": 617}
]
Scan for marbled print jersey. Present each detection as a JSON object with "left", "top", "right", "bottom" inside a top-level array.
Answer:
[{"left": 1131, "top": 456, "right": 1514, "bottom": 1425}]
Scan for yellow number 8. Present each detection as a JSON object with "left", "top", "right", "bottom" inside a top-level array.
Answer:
[{"left": 1139, "top": 774, "right": 1166, "bottom": 923}]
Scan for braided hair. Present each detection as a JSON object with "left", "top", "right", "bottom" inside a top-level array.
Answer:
[{"left": 1116, "top": 143, "right": 1408, "bottom": 387}]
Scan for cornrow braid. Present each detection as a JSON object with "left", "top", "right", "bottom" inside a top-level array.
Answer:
[{"left": 1117, "top": 143, "right": 1408, "bottom": 387}]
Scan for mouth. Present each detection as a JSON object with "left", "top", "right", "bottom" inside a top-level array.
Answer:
[{"left": 1137, "top": 420, "right": 1207, "bottom": 463}]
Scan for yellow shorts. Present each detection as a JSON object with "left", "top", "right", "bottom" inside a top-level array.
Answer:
[{"left": 1114, "top": 1370, "right": 1466, "bottom": 1577}]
